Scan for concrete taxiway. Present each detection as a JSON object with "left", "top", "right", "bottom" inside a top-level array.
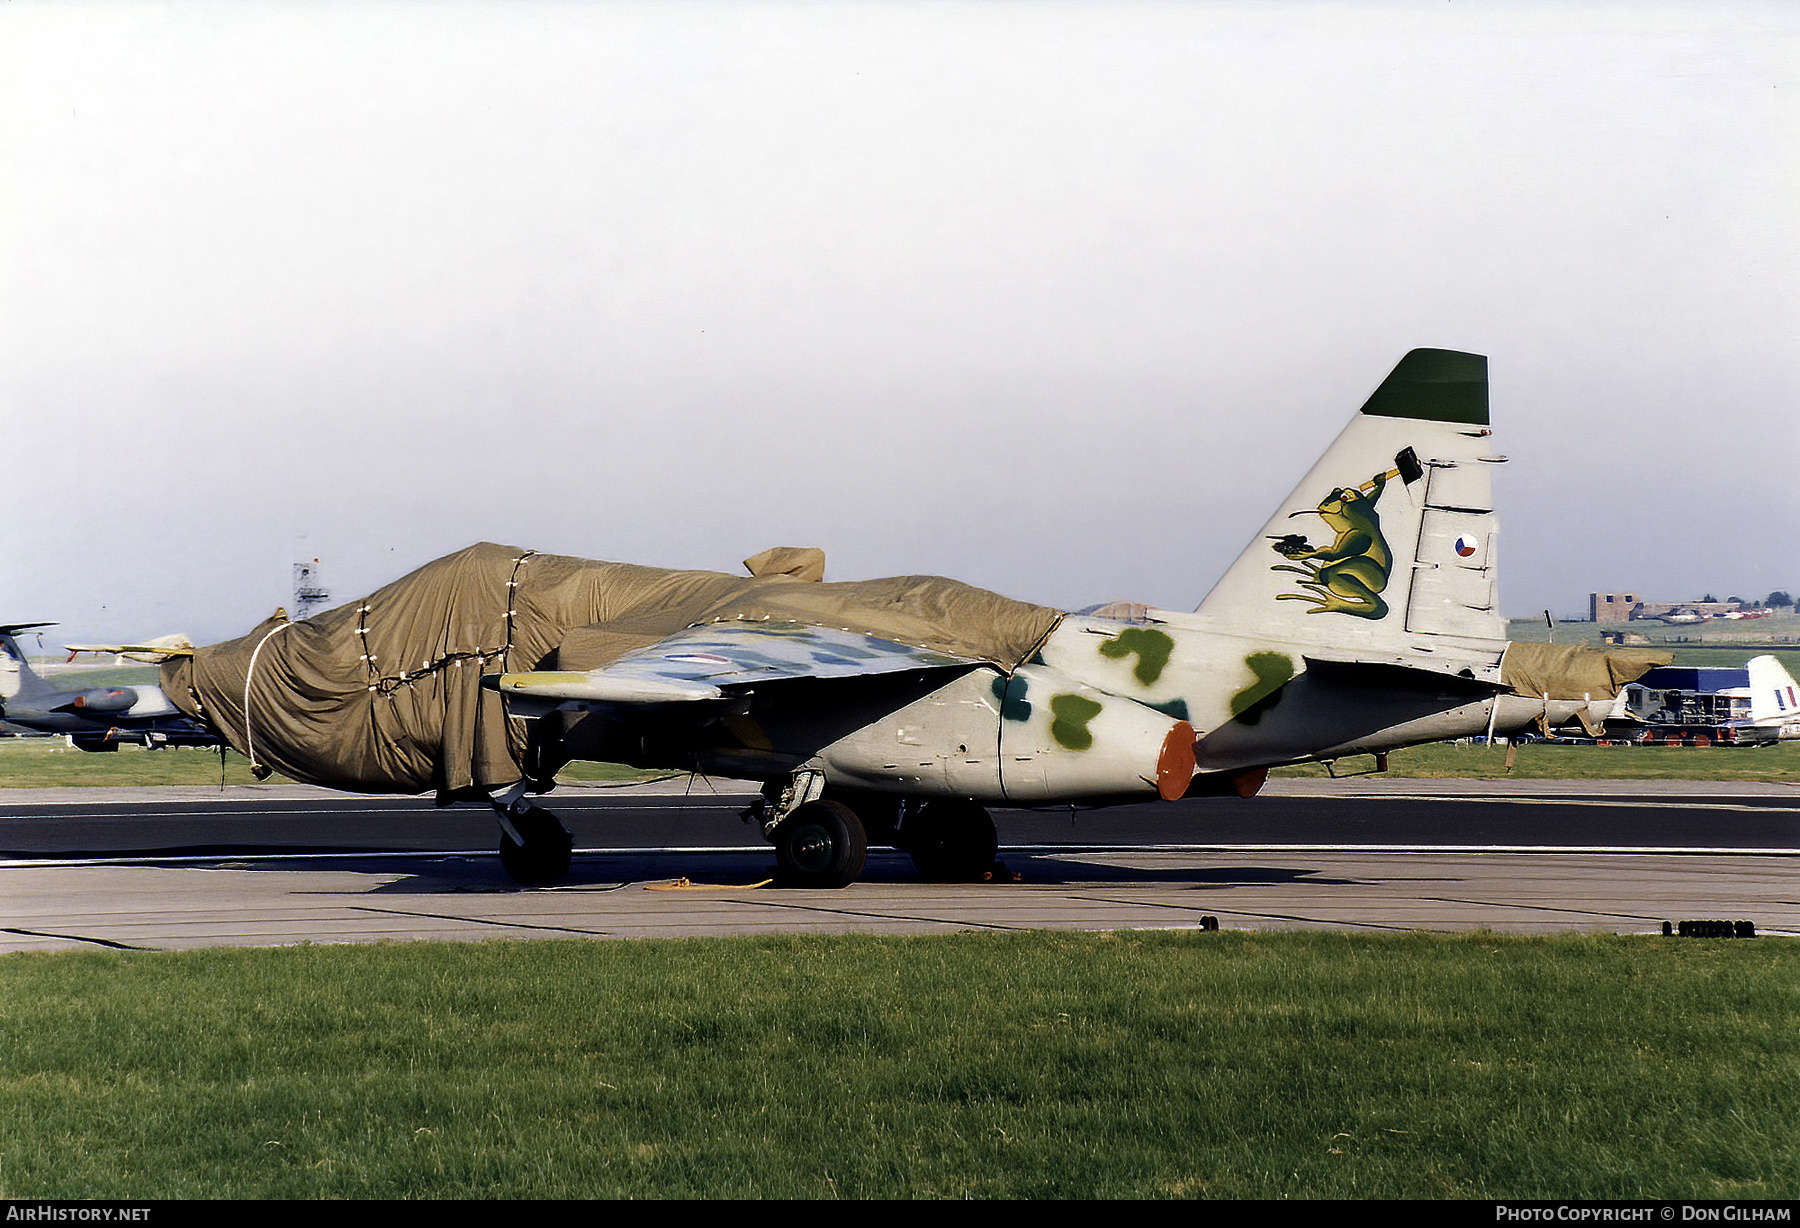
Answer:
[{"left": 2, "top": 777, "right": 1795, "bottom": 953}]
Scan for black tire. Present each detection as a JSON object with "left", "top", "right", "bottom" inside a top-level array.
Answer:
[
  {"left": 499, "top": 806, "right": 574, "bottom": 884},
  {"left": 774, "top": 799, "right": 867, "bottom": 889},
  {"left": 906, "top": 800, "right": 998, "bottom": 882},
  {"left": 833, "top": 792, "right": 902, "bottom": 846}
]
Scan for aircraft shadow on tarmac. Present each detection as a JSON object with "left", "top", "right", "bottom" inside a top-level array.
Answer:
[
  {"left": 237, "top": 848, "right": 1377, "bottom": 894},
  {"left": 995, "top": 857, "right": 1370, "bottom": 888}
]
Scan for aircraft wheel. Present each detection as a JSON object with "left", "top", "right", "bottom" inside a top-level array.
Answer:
[
  {"left": 835, "top": 792, "right": 901, "bottom": 846},
  {"left": 498, "top": 806, "right": 574, "bottom": 884},
  {"left": 774, "top": 799, "right": 867, "bottom": 889},
  {"left": 907, "top": 800, "right": 998, "bottom": 882}
]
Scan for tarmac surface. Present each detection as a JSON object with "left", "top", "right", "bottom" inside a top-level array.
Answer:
[{"left": 2, "top": 776, "right": 1796, "bottom": 952}]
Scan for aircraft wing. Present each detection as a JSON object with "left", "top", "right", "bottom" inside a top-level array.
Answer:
[
  {"left": 63, "top": 634, "right": 197, "bottom": 664},
  {"left": 484, "top": 620, "right": 984, "bottom": 711}
]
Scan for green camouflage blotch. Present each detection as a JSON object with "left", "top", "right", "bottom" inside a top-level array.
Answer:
[
  {"left": 993, "top": 674, "right": 1033, "bottom": 722},
  {"left": 1230, "top": 652, "right": 1294, "bottom": 726},
  {"left": 1049, "top": 693, "right": 1104, "bottom": 750},
  {"left": 1098, "top": 627, "right": 1175, "bottom": 685},
  {"left": 1146, "top": 696, "right": 1191, "bottom": 721}
]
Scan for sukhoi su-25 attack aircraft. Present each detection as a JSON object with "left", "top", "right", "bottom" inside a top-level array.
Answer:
[
  {"left": 164, "top": 349, "right": 1646, "bottom": 887},
  {"left": 484, "top": 348, "right": 1525, "bottom": 883}
]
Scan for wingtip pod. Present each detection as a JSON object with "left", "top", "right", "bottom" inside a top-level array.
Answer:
[{"left": 1359, "top": 348, "right": 1488, "bottom": 426}]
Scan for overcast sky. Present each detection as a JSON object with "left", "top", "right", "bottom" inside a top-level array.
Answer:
[{"left": 2, "top": 1, "right": 1795, "bottom": 648}]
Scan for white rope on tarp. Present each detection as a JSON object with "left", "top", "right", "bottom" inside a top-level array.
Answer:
[
  {"left": 243, "top": 620, "right": 294, "bottom": 776},
  {"left": 358, "top": 551, "right": 540, "bottom": 697},
  {"left": 235, "top": 551, "right": 541, "bottom": 783}
]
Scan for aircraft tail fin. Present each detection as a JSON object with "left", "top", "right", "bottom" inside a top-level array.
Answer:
[
  {"left": 0, "top": 623, "right": 61, "bottom": 702},
  {"left": 1747, "top": 655, "right": 1800, "bottom": 731},
  {"left": 1194, "top": 349, "right": 1507, "bottom": 662}
]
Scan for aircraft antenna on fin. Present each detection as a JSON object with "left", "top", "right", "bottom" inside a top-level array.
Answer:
[{"left": 1358, "top": 348, "right": 1488, "bottom": 426}]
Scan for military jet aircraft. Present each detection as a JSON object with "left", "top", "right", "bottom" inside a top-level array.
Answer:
[
  {"left": 479, "top": 347, "right": 1526, "bottom": 884},
  {"left": 160, "top": 348, "right": 1655, "bottom": 887},
  {"left": 0, "top": 624, "right": 217, "bottom": 750}
]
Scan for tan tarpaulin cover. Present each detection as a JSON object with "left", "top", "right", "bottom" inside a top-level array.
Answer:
[
  {"left": 159, "top": 543, "right": 1061, "bottom": 798},
  {"left": 1499, "top": 641, "right": 1671, "bottom": 701}
]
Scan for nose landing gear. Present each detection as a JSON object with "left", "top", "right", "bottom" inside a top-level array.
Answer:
[{"left": 491, "top": 783, "right": 573, "bottom": 884}]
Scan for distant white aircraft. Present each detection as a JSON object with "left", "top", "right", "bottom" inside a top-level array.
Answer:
[{"left": 1612, "top": 655, "right": 1800, "bottom": 744}]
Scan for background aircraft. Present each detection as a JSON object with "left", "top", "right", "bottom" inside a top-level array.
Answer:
[
  {"left": 1597, "top": 655, "right": 1800, "bottom": 746},
  {"left": 157, "top": 349, "right": 1664, "bottom": 887},
  {"left": 0, "top": 623, "right": 217, "bottom": 751}
]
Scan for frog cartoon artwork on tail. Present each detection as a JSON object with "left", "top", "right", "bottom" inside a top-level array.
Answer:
[{"left": 1268, "top": 459, "right": 1411, "bottom": 620}]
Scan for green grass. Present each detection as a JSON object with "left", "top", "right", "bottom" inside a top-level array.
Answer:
[
  {"left": 0, "top": 738, "right": 268, "bottom": 787},
  {"left": 11, "top": 662, "right": 164, "bottom": 689},
  {"left": 1507, "top": 615, "right": 1800, "bottom": 672},
  {"left": 5, "top": 733, "right": 1797, "bottom": 788},
  {"left": 1270, "top": 738, "right": 1800, "bottom": 782},
  {"left": 1653, "top": 644, "right": 1800, "bottom": 671},
  {"left": 0, "top": 738, "right": 655, "bottom": 789},
  {"left": 0, "top": 931, "right": 1792, "bottom": 1199}
]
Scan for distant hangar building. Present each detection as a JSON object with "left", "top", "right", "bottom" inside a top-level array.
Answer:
[
  {"left": 1591, "top": 593, "right": 1642, "bottom": 622},
  {"left": 1590, "top": 593, "right": 1742, "bottom": 622}
]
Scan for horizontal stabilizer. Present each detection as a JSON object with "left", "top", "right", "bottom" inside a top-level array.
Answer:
[
  {"left": 1499, "top": 642, "right": 1669, "bottom": 701},
  {"left": 0, "top": 622, "right": 58, "bottom": 637},
  {"left": 1301, "top": 655, "right": 1506, "bottom": 696},
  {"left": 485, "top": 671, "right": 724, "bottom": 705}
]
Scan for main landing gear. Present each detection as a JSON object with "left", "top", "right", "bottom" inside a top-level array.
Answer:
[
  {"left": 903, "top": 799, "right": 998, "bottom": 883},
  {"left": 773, "top": 799, "right": 868, "bottom": 889},
  {"left": 752, "top": 772, "right": 869, "bottom": 889},
  {"left": 751, "top": 772, "right": 1000, "bottom": 888}
]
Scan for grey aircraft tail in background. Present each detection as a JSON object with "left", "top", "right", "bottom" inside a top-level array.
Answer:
[{"left": 0, "top": 623, "right": 218, "bottom": 751}]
